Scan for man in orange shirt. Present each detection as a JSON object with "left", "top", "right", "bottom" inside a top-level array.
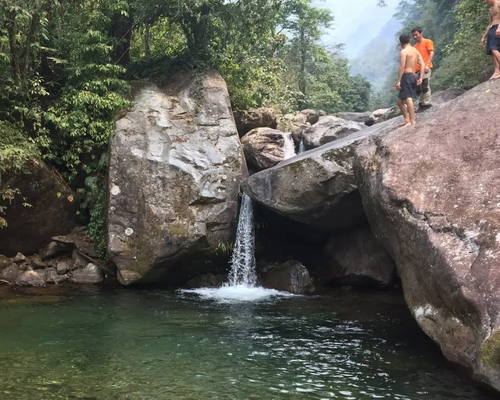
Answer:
[{"left": 412, "top": 27, "right": 434, "bottom": 111}]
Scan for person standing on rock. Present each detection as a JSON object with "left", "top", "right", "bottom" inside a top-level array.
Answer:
[
  {"left": 481, "top": 0, "right": 500, "bottom": 80},
  {"left": 412, "top": 27, "right": 434, "bottom": 111},
  {"left": 396, "top": 34, "right": 424, "bottom": 127}
]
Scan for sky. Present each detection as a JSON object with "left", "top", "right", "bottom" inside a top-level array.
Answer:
[{"left": 312, "top": 0, "right": 401, "bottom": 58}]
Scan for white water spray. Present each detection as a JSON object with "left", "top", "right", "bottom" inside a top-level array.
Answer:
[
  {"left": 282, "top": 132, "right": 296, "bottom": 159},
  {"left": 227, "top": 194, "right": 257, "bottom": 287},
  {"left": 298, "top": 137, "right": 305, "bottom": 154}
]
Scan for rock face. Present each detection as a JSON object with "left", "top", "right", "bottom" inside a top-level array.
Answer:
[
  {"left": 241, "top": 128, "right": 296, "bottom": 171},
  {"left": 323, "top": 226, "right": 395, "bottom": 288},
  {"left": 0, "top": 159, "right": 78, "bottom": 256},
  {"left": 432, "top": 88, "right": 466, "bottom": 105},
  {"left": 234, "top": 107, "right": 278, "bottom": 137},
  {"left": 353, "top": 80, "right": 500, "bottom": 392},
  {"left": 107, "top": 71, "right": 244, "bottom": 285},
  {"left": 303, "top": 116, "right": 365, "bottom": 150},
  {"left": 263, "top": 260, "right": 315, "bottom": 294},
  {"left": 241, "top": 119, "right": 400, "bottom": 231},
  {"left": 334, "top": 112, "right": 370, "bottom": 123}
]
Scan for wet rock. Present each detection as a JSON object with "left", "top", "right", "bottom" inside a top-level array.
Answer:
[
  {"left": 234, "top": 107, "right": 278, "bottom": 137},
  {"left": 1, "top": 264, "right": 20, "bottom": 282},
  {"left": 263, "top": 260, "right": 315, "bottom": 294},
  {"left": 324, "top": 227, "right": 396, "bottom": 288},
  {"left": 303, "top": 116, "right": 365, "bottom": 150},
  {"left": 185, "top": 272, "right": 224, "bottom": 288},
  {"left": 13, "top": 252, "right": 26, "bottom": 264},
  {"left": 70, "top": 263, "right": 104, "bottom": 284},
  {"left": 16, "top": 268, "right": 46, "bottom": 287},
  {"left": 0, "top": 255, "right": 11, "bottom": 271},
  {"left": 353, "top": 80, "right": 500, "bottom": 393}
]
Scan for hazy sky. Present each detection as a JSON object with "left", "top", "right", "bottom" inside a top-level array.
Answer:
[{"left": 313, "top": 0, "right": 401, "bottom": 57}]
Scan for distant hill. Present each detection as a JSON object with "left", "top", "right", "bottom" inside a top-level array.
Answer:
[{"left": 349, "top": 18, "right": 402, "bottom": 92}]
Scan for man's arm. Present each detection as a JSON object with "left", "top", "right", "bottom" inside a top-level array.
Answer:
[
  {"left": 481, "top": 12, "right": 493, "bottom": 46},
  {"left": 417, "top": 53, "right": 424, "bottom": 85},
  {"left": 425, "top": 50, "right": 434, "bottom": 72},
  {"left": 396, "top": 50, "right": 405, "bottom": 90}
]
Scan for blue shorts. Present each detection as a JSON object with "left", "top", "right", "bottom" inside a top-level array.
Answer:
[
  {"left": 398, "top": 73, "right": 416, "bottom": 99},
  {"left": 487, "top": 25, "right": 500, "bottom": 55}
]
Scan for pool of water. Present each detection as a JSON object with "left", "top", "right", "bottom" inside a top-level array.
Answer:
[{"left": 0, "top": 285, "right": 495, "bottom": 400}]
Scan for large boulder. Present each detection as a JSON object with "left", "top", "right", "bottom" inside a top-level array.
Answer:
[
  {"left": 241, "top": 127, "right": 296, "bottom": 171},
  {"left": 334, "top": 112, "right": 371, "bottom": 123},
  {"left": 241, "top": 118, "right": 400, "bottom": 231},
  {"left": 107, "top": 71, "right": 245, "bottom": 285},
  {"left": 353, "top": 80, "right": 500, "bottom": 393},
  {"left": 0, "top": 159, "right": 78, "bottom": 256},
  {"left": 432, "top": 88, "right": 466, "bottom": 105},
  {"left": 303, "top": 116, "right": 365, "bottom": 150},
  {"left": 234, "top": 107, "right": 278, "bottom": 137},
  {"left": 323, "top": 226, "right": 396, "bottom": 288},
  {"left": 262, "top": 260, "right": 315, "bottom": 294}
]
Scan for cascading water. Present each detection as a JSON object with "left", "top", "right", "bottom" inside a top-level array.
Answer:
[
  {"left": 281, "top": 132, "right": 297, "bottom": 159},
  {"left": 227, "top": 193, "right": 257, "bottom": 287},
  {"left": 298, "top": 137, "right": 305, "bottom": 154}
]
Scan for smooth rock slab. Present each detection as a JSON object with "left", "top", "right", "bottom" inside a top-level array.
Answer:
[{"left": 353, "top": 80, "right": 500, "bottom": 393}]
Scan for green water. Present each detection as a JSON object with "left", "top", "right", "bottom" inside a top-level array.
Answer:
[{"left": 0, "top": 286, "right": 495, "bottom": 400}]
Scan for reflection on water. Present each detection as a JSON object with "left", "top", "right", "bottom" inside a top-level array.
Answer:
[{"left": 0, "top": 286, "right": 495, "bottom": 400}]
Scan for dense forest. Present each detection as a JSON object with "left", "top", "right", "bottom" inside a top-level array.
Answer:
[{"left": 0, "top": 0, "right": 492, "bottom": 253}]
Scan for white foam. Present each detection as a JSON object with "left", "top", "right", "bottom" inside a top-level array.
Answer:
[{"left": 181, "top": 285, "right": 296, "bottom": 302}]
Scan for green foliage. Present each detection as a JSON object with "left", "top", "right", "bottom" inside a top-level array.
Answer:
[{"left": 87, "top": 189, "right": 107, "bottom": 258}]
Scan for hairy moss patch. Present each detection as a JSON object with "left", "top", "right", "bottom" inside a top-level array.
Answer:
[{"left": 481, "top": 330, "right": 500, "bottom": 368}]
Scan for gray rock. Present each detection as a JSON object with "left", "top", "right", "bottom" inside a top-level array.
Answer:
[
  {"left": 13, "top": 252, "right": 26, "bottom": 263},
  {"left": 56, "top": 259, "right": 71, "bottom": 275},
  {"left": 46, "top": 267, "right": 68, "bottom": 284},
  {"left": 324, "top": 227, "right": 395, "bottom": 288},
  {"left": 29, "top": 254, "right": 47, "bottom": 269},
  {"left": 365, "top": 108, "right": 390, "bottom": 126},
  {"left": 353, "top": 80, "right": 500, "bottom": 393},
  {"left": 303, "top": 116, "right": 365, "bottom": 150},
  {"left": 300, "top": 109, "right": 319, "bottom": 125},
  {"left": 71, "top": 263, "right": 104, "bottom": 284},
  {"left": 234, "top": 107, "right": 278, "bottom": 137},
  {"left": 16, "top": 268, "right": 46, "bottom": 287},
  {"left": 242, "top": 119, "right": 400, "bottom": 231},
  {"left": 432, "top": 88, "right": 466, "bottom": 105},
  {"left": 241, "top": 128, "right": 296, "bottom": 171},
  {"left": 334, "top": 112, "right": 371, "bottom": 123},
  {"left": 107, "top": 71, "right": 244, "bottom": 285},
  {"left": 52, "top": 228, "right": 98, "bottom": 258},
  {"left": 39, "top": 241, "right": 69, "bottom": 261},
  {"left": 0, "top": 255, "right": 11, "bottom": 271},
  {"left": 263, "top": 260, "right": 315, "bottom": 294},
  {"left": 1, "top": 264, "right": 20, "bottom": 282}
]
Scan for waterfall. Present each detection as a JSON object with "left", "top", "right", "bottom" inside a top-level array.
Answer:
[
  {"left": 298, "top": 137, "right": 305, "bottom": 154},
  {"left": 227, "top": 194, "right": 257, "bottom": 287},
  {"left": 282, "top": 132, "right": 296, "bottom": 160}
]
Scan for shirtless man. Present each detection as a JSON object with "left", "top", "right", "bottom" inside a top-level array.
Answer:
[
  {"left": 396, "top": 34, "right": 424, "bottom": 127},
  {"left": 481, "top": 0, "right": 500, "bottom": 80}
]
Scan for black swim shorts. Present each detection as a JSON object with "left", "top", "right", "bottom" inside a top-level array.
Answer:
[
  {"left": 487, "top": 24, "right": 500, "bottom": 55},
  {"left": 398, "top": 73, "right": 416, "bottom": 99}
]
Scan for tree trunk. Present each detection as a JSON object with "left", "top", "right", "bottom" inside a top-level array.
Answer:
[
  {"left": 144, "top": 24, "right": 150, "bottom": 57},
  {"left": 7, "top": 10, "right": 21, "bottom": 87},
  {"left": 110, "top": 12, "right": 132, "bottom": 66}
]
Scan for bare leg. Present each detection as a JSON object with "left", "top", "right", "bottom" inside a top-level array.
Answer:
[
  {"left": 397, "top": 98, "right": 409, "bottom": 126},
  {"left": 491, "top": 50, "right": 500, "bottom": 79},
  {"left": 405, "top": 98, "right": 415, "bottom": 125}
]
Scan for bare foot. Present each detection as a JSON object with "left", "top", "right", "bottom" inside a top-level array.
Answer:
[
  {"left": 402, "top": 121, "right": 412, "bottom": 127},
  {"left": 490, "top": 72, "right": 500, "bottom": 80},
  {"left": 411, "top": 121, "right": 416, "bottom": 125},
  {"left": 400, "top": 120, "right": 410, "bottom": 127}
]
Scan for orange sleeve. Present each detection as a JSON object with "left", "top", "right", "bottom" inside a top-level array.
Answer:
[{"left": 427, "top": 40, "right": 434, "bottom": 52}]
